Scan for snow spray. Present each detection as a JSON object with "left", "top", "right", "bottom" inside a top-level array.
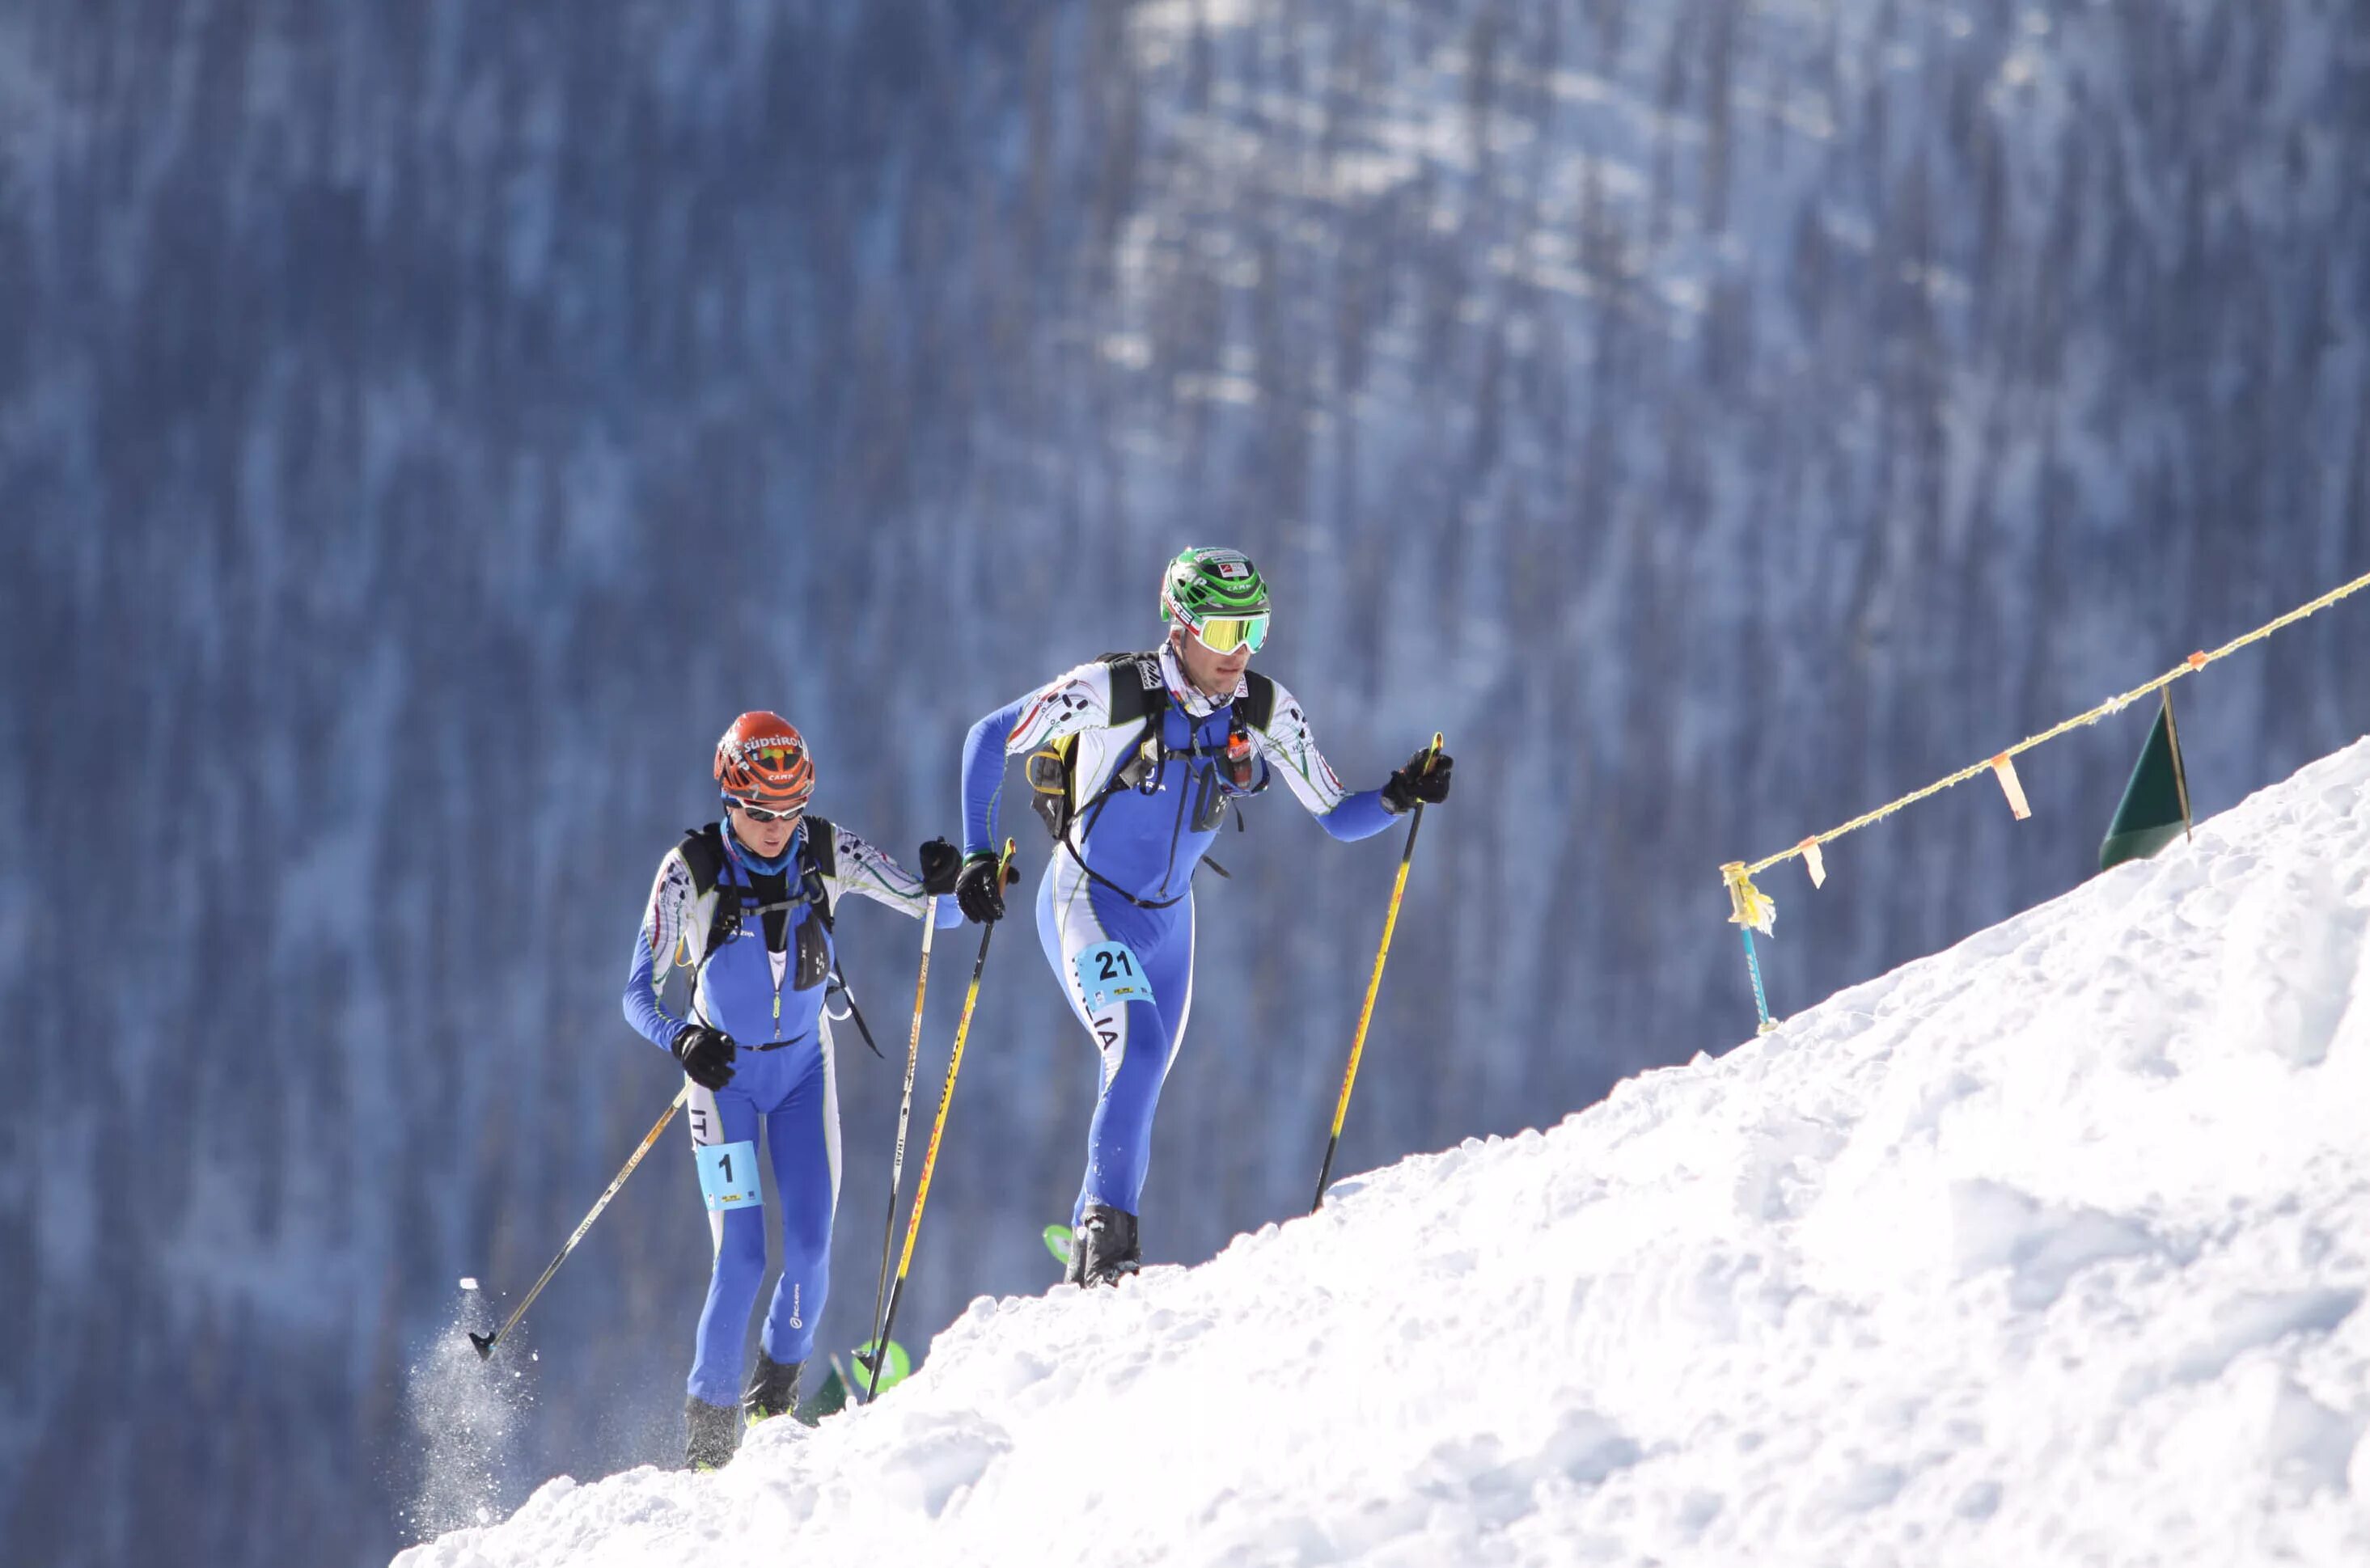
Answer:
[{"left": 397, "top": 1280, "right": 536, "bottom": 1541}]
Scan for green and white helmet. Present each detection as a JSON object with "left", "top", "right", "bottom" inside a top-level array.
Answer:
[{"left": 1160, "top": 547, "right": 1271, "bottom": 653}]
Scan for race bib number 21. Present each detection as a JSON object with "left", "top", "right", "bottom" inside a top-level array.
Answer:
[{"left": 1073, "top": 940, "right": 1153, "bottom": 1012}]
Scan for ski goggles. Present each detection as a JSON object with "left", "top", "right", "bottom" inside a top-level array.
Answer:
[
  {"left": 1183, "top": 611, "right": 1271, "bottom": 656},
  {"left": 726, "top": 796, "right": 805, "bottom": 825}
]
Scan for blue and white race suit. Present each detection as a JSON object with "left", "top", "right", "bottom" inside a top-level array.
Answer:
[
  {"left": 961, "top": 642, "right": 1399, "bottom": 1229},
  {"left": 624, "top": 818, "right": 963, "bottom": 1407}
]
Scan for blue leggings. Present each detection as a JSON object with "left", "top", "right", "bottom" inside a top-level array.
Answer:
[
  {"left": 683, "top": 1037, "right": 840, "bottom": 1407},
  {"left": 1035, "top": 852, "right": 1196, "bottom": 1226}
]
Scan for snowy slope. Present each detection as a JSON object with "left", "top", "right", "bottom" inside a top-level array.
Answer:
[
  {"left": 17, "top": 2, "right": 2370, "bottom": 1559},
  {"left": 397, "top": 741, "right": 2370, "bottom": 1568}
]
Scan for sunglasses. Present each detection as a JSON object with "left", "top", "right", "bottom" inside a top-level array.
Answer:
[
  {"left": 729, "top": 798, "right": 805, "bottom": 825},
  {"left": 1186, "top": 612, "right": 1270, "bottom": 656}
]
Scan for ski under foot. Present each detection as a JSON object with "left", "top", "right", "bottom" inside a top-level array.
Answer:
[{"left": 803, "top": 1340, "right": 910, "bottom": 1420}]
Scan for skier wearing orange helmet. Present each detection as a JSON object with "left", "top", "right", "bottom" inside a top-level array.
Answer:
[{"left": 624, "top": 712, "right": 964, "bottom": 1469}]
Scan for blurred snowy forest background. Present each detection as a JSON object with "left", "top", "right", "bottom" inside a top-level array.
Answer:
[{"left": 2, "top": 2, "right": 2366, "bottom": 1564}]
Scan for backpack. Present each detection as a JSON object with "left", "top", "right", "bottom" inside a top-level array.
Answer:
[
  {"left": 676, "top": 815, "right": 837, "bottom": 1002},
  {"left": 1022, "top": 651, "right": 1276, "bottom": 907},
  {"left": 1024, "top": 651, "right": 1277, "bottom": 841}
]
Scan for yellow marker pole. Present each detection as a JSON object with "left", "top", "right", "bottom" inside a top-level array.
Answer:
[
  {"left": 1721, "top": 862, "right": 1782, "bottom": 1035},
  {"left": 868, "top": 839, "right": 1015, "bottom": 1401},
  {"left": 469, "top": 1084, "right": 691, "bottom": 1361},
  {"left": 1312, "top": 734, "right": 1444, "bottom": 1213}
]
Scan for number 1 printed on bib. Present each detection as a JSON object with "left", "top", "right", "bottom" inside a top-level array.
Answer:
[{"left": 696, "top": 1140, "right": 762, "bottom": 1211}]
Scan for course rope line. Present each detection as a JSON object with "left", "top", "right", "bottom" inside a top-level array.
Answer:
[{"left": 1720, "top": 564, "right": 2370, "bottom": 935}]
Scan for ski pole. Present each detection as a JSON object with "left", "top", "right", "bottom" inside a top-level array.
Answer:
[
  {"left": 471, "top": 1083, "right": 691, "bottom": 1360},
  {"left": 868, "top": 840, "right": 1014, "bottom": 1400},
  {"left": 859, "top": 894, "right": 938, "bottom": 1393},
  {"left": 1312, "top": 733, "right": 1443, "bottom": 1213}
]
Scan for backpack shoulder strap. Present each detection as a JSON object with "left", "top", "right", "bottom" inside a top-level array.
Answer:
[
  {"left": 673, "top": 824, "right": 739, "bottom": 1008},
  {"left": 802, "top": 815, "right": 836, "bottom": 881},
  {"left": 1096, "top": 649, "right": 1166, "bottom": 729},
  {"left": 800, "top": 815, "right": 837, "bottom": 931},
  {"left": 1237, "top": 669, "right": 1277, "bottom": 731},
  {"left": 678, "top": 823, "right": 729, "bottom": 897}
]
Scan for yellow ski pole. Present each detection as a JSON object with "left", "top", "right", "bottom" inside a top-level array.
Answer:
[
  {"left": 857, "top": 894, "right": 938, "bottom": 1393},
  {"left": 868, "top": 839, "right": 1015, "bottom": 1400},
  {"left": 1311, "top": 734, "right": 1443, "bottom": 1212},
  {"left": 471, "top": 1084, "right": 690, "bottom": 1359}
]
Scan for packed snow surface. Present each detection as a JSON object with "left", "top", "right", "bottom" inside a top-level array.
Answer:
[{"left": 399, "top": 742, "right": 2370, "bottom": 1566}]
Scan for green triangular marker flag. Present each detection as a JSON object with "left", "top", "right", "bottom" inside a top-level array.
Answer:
[
  {"left": 852, "top": 1338, "right": 911, "bottom": 1396},
  {"left": 2099, "top": 692, "right": 2194, "bottom": 870}
]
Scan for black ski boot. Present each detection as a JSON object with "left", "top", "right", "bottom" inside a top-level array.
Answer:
[
  {"left": 743, "top": 1350, "right": 803, "bottom": 1426},
  {"left": 1065, "top": 1203, "right": 1141, "bottom": 1287},
  {"left": 684, "top": 1396, "right": 740, "bottom": 1471}
]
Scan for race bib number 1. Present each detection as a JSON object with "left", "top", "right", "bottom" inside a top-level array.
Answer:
[
  {"left": 1073, "top": 940, "right": 1153, "bottom": 1012},
  {"left": 696, "top": 1141, "right": 762, "bottom": 1211}
]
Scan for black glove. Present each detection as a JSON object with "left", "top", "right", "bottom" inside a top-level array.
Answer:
[
  {"left": 672, "top": 1024, "right": 737, "bottom": 1091},
  {"left": 1380, "top": 746, "right": 1454, "bottom": 814},
  {"left": 954, "top": 851, "right": 1018, "bottom": 924},
  {"left": 917, "top": 838, "right": 963, "bottom": 898}
]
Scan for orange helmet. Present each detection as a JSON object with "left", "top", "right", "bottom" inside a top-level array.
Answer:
[{"left": 713, "top": 712, "right": 815, "bottom": 811}]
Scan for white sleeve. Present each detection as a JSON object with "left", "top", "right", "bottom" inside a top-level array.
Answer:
[
  {"left": 1248, "top": 678, "right": 1354, "bottom": 817},
  {"left": 1002, "top": 661, "right": 1122, "bottom": 754},
  {"left": 822, "top": 826, "right": 935, "bottom": 918},
  {"left": 643, "top": 847, "right": 701, "bottom": 967}
]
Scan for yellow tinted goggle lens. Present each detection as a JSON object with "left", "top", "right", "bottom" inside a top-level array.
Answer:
[{"left": 1192, "top": 614, "right": 1269, "bottom": 654}]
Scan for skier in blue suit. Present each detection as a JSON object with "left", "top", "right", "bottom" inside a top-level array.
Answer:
[
  {"left": 624, "top": 712, "right": 963, "bottom": 1469},
  {"left": 953, "top": 549, "right": 1455, "bottom": 1287}
]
